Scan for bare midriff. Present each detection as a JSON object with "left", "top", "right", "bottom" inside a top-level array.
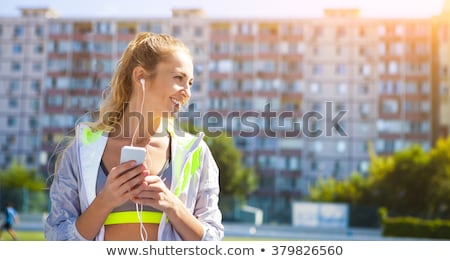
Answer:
[{"left": 104, "top": 223, "right": 159, "bottom": 241}]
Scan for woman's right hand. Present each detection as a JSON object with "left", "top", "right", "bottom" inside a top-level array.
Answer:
[{"left": 97, "top": 161, "right": 148, "bottom": 210}]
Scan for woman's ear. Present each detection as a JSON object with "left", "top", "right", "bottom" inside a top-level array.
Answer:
[{"left": 132, "top": 66, "right": 146, "bottom": 87}]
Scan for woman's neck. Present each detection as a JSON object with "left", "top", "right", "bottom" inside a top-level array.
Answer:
[{"left": 112, "top": 114, "right": 166, "bottom": 145}]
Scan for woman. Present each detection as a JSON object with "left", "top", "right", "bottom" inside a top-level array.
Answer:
[{"left": 44, "top": 32, "right": 224, "bottom": 241}]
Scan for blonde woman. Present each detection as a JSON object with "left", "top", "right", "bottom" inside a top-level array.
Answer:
[{"left": 45, "top": 32, "right": 224, "bottom": 241}]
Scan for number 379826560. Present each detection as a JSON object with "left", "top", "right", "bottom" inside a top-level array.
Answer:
[{"left": 271, "top": 245, "right": 343, "bottom": 256}]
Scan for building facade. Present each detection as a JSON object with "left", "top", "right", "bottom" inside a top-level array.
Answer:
[
  {"left": 0, "top": 8, "right": 55, "bottom": 169},
  {"left": 1, "top": 3, "right": 449, "bottom": 222}
]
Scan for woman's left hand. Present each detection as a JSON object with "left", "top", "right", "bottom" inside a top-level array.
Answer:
[{"left": 132, "top": 175, "right": 180, "bottom": 212}]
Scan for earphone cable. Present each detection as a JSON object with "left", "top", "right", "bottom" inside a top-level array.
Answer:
[{"left": 132, "top": 79, "right": 148, "bottom": 241}]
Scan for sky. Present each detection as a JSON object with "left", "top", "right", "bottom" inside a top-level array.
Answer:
[{"left": 0, "top": 0, "right": 447, "bottom": 18}]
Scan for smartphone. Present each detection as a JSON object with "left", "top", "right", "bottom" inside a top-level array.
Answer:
[{"left": 120, "top": 146, "right": 146, "bottom": 165}]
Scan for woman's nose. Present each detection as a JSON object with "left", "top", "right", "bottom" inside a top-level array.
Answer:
[
  {"left": 182, "top": 83, "right": 191, "bottom": 97},
  {"left": 183, "top": 88, "right": 191, "bottom": 100}
]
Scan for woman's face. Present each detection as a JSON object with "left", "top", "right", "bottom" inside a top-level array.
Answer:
[{"left": 143, "top": 50, "right": 193, "bottom": 116}]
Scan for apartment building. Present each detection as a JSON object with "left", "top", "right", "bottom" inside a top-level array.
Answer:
[
  {"left": 0, "top": 8, "right": 55, "bottom": 169},
  {"left": 434, "top": 2, "right": 450, "bottom": 137},
  {"left": 1, "top": 3, "right": 449, "bottom": 222}
]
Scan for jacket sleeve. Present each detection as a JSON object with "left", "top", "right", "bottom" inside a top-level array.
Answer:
[
  {"left": 194, "top": 141, "right": 224, "bottom": 241},
  {"left": 44, "top": 141, "right": 88, "bottom": 241}
]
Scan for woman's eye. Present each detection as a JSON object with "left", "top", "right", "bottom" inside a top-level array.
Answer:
[{"left": 175, "top": 76, "right": 183, "bottom": 80}]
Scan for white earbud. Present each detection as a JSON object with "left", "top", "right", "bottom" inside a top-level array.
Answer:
[{"left": 140, "top": 78, "right": 145, "bottom": 87}]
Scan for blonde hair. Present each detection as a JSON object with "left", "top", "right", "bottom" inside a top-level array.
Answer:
[{"left": 91, "top": 32, "right": 191, "bottom": 132}]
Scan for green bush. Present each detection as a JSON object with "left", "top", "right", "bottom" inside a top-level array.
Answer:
[{"left": 381, "top": 213, "right": 450, "bottom": 239}]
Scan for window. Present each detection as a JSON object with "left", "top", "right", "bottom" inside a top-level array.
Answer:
[
  {"left": 35, "top": 26, "right": 44, "bottom": 37},
  {"left": 238, "top": 23, "right": 251, "bottom": 35},
  {"left": 7, "top": 116, "right": 17, "bottom": 127},
  {"left": 311, "top": 160, "right": 318, "bottom": 171},
  {"left": 421, "top": 82, "right": 430, "bottom": 94},
  {"left": 26, "top": 155, "right": 35, "bottom": 165},
  {"left": 336, "top": 83, "right": 347, "bottom": 95},
  {"left": 47, "top": 96, "right": 63, "bottom": 106},
  {"left": 313, "top": 46, "right": 320, "bottom": 56},
  {"left": 378, "top": 62, "right": 386, "bottom": 74},
  {"left": 9, "top": 98, "right": 18, "bottom": 108},
  {"left": 34, "top": 44, "right": 44, "bottom": 54},
  {"left": 405, "top": 101, "right": 420, "bottom": 113},
  {"left": 388, "top": 61, "right": 399, "bottom": 74},
  {"left": 336, "top": 141, "right": 346, "bottom": 153},
  {"left": 310, "top": 83, "right": 321, "bottom": 94},
  {"left": 391, "top": 42, "right": 403, "bottom": 55},
  {"left": 12, "top": 44, "right": 22, "bottom": 54},
  {"left": 381, "top": 99, "right": 399, "bottom": 114},
  {"left": 359, "top": 46, "right": 368, "bottom": 56},
  {"left": 336, "top": 27, "right": 346, "bottom": 38},
  {"left": 96, "top": 22, "right": 111, "bottom": 34},
  {"left": 359, "top": 103, "right": 371, "bottom": 117},
  {"left": 360, "top": 64, "right": 371, "bottom": 76},
  {"left": 313, "top": 64, "right": 323, "bottom": 75},
  {"left": 359, "top": 141, "right": 369, "bottom": 153},
  {"left": 359, "top": 27, "right": 366, "bottom": 37},
  {"left": 288, "top": 157, "right": 300, "bottom": 171},
  {"left": 358, "top": 84, "right": 369, "bottom": 95},
  {"left": 395, "top": 25, "right": 404, "bottom": 36},
  {"left": 332, "top": 160, "right": 342, "bottom": 177},
  {"left": 11, "top": 62, "right": 21, "bottom": 72},
  {"left": 336, "top": 46, "right": 342, "bottom": 56},
  {"left": 378, "top": 25, "right": 386, "bottom": 36},
  {"left": 314, "top": 142, "right": 323, "bottom": 153},
  {"left": 9, "top": 80, "right": 20, "bottom": 93},
  {"left": 313, "top": 26, "right": 323, "bottom": 38},
  {"left": 14, "top": 25, "right": 25, "bottom": 37},
  {"left": 30, "top": 99, "right": 39, "bottom": 110},
  {"left": 194, "top": 26, "right": 203, "bottom": 37},
  {"left": 33, "top": 62, "right": 42, "bottom": 72},
  {"left": 29, "top": 117, "right": 38, "bottom": 128},
  {"left": 405, "top": 82, "right": 418, "bottom": 94},
  {"left": 312, "top": 102, "right": 321, "bottom": 112},
  {"left": 258, "top": 155, "right": 268, "bottom": 168},
  {"left": 378, "top": 43, "right": 386, "bottom": 55},
  {"left": 7, "top": 135, "right": 16, "bottom": 145},
  {"left": 358, "top": 161, "right": 369, "bottom": 173},
  {"left": 336, "top": 64, "right": 346, "bottom": 75},
  {"left": 335, "top": 102, "right": 346, "bottom": 111}
]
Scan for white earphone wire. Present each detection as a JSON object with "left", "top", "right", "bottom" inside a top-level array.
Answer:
[
  {"left": 132, "top": 78, "right": 148, "bottom": 241},
  {"left": 131, "top": 79, "right": 146, "bottom": 148}
]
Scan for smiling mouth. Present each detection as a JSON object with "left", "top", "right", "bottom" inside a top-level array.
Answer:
[{"left": 170, "top": 97, "right": 181, "bottom": 106}]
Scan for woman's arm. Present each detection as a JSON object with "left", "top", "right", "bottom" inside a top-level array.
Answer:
[
  {"left": 191, "top": 143, "right": 224, "bottom": 240},
  {"left": 44, "top": 143, "right": 87, "bottom": 240},
  {"left": 45, "top": 141, "right": 147, "bottom": 240}
]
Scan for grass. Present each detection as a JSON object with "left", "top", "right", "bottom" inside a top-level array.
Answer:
[
  {"left": 1, "top": 231, "right": 45, "bottom": 241},
  {"left": 1, "top": 231, "right": 290, "bottom": 241}
]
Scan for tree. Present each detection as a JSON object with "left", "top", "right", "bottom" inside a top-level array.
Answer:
[
  {"left": 178, "top": 122, "right": 258, "bottom": 199},
  {"left": 0, "top": 161, "right": 46, "bottom": 212},
  {"left": 204, "top": 133, "right": 258, "bottom": 199},
  {"left": 428, "top": 136, "right": 450, "bottom": 218},
  {"left": 308, "top": 172, "right": 369, "bottom": 204},
  {"left": 308, "top": 139, "right": 450, "bottom": 219},
  {"left": 369, "top": 144, "right": 432, "bottom": 216}
]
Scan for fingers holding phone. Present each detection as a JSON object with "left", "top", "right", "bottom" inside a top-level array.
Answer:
[{"left": 97, "top": 146, "right": 148, "bottom": 209}]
